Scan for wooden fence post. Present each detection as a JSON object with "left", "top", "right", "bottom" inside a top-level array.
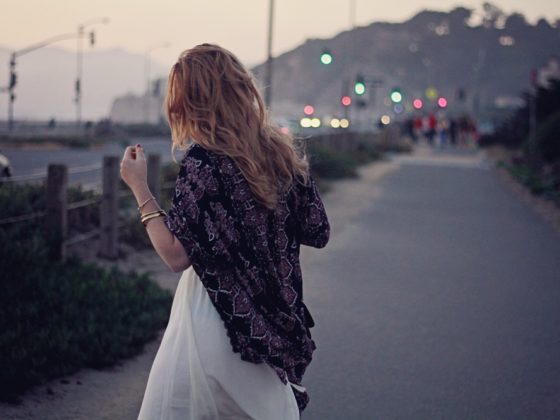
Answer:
[
  {"left": 147, "top": 154, "right": 161, "bottom": 203},
  {"left": 45, "top": 164, "right": 67, "bottom": 262},
  {"left": 98, "top": 156, "right": 119, "bottom": 260}
]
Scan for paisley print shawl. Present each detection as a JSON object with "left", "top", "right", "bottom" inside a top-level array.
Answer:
[{"left": 164, "top": 142, "right": 330, "bottom": 412}]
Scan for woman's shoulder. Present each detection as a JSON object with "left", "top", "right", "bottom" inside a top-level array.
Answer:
[
  {"left": 180, "top": 143, "right": 237, "bottom": 184},
  {"left": 180, "top": 142, "right": 215, "bottom": 166}
]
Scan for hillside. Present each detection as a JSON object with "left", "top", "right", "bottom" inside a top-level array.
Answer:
[{"left": 252, "top": 6, "right": 560, "bottom": 122}]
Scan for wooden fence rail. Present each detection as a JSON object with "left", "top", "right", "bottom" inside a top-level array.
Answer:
[
  {"left": 38, "top": 153, "right": 165, "bottom": 262},
  {"left": 5, "top": 130, "right": 405, "bottom": 262}
]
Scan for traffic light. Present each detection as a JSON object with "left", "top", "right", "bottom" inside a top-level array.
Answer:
[
  {"left": 89, "top": 31, "right": 95, "bottom": 46},
  {"left": 390, "top": 87, "right": 402, "bottom": 103},
  {"left": 9, "top": 72, "right": 17, "bottom": 89},
  {"left": 354, "top": 75, "right": 366, "bottom": 95},
  {"left": 341, "top": 95, "right": 352, "bottom": 107},
  {"left": 303, "top": 105, "right": 314, "bottom": 115},
  {"left": 320, "top": 49, "right": 333, "bottom": 65},
  {"left": 437, "top": 97, "right": 448, "bottom": 108},
  {"left": 413, "top": 98, "right": 423, "bottom": 109}
]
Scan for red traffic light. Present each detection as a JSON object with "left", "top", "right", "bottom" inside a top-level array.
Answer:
[
  {"left": 303, "top": 105, "right": 314, "bottom": 115},
  {"left": 341, "top": 95, "right": 352, "bottom": 107},
  {"left": 437, "top": 97, "right": 448, "bottom": 108}
]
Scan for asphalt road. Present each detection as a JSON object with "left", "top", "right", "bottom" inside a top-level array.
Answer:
[
  {"left": 301, "top": 147, "right": 560, "bottom": 420},
  {"left": 1, "top": 137, "right": 180, "bottom": 190}
]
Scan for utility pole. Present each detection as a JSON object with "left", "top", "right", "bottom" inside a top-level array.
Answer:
[
  {"left": 350, "top": 0, "right": 357, "bottom": 29},
  {"left": 76, "top": 25, "right": 84, "bottom": 127},
  {"left": 75, "top": 18, "right": 109, "bottom": 128},
  {"left": 7, "top": 32, "right": 84, "bottom": 131},
  {"left": 144, "top": 42, "right": 170, "bottom": 124},
  {"left": 8, "top": 53, "right": 16, "bottom": 131},
  {"left": 264, "top": 0, "right": 274, "bottom": 108}
]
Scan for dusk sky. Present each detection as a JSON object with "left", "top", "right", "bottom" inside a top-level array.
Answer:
[{"left": 2, "top": 0, "right": 560, "bottom": 69}]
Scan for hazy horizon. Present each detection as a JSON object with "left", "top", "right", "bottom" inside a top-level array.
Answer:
[
  {"left": 2, "top": 1, "right": 559, "bottom": 69},
  {"left": 2, "top": 0, "right": 559, "bottom": 121}
]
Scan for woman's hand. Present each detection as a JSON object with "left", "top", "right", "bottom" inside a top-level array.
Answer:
[{"left": 120, "top": 144, "right": 148, "bottom": 194}]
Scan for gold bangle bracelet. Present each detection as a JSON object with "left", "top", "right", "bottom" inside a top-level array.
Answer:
[
  {"left": 141, "top": 209, "right": 164, "bottom": 219},
  {"left": 140, "top": 210, "right": 166, "bottom": 221},
  {"left": 141, "top": 212, "right": 166, "bottom": 227},
  {"left": 138, "top": 196, "right": 156, "bottom": 212},
  {"left": 142, "top": 215, "right": 165, "bottom": 227}
]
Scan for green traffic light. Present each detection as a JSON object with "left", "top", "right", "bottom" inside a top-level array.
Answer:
[
  {"left": 320, "top": 53, "right": 333, "bottom": 65},
  {"left": 390, "top": 90, "right": 402, "bottom": 103},
  {"left": 354, "top": 82, "right": 366, "bottom": 95}
]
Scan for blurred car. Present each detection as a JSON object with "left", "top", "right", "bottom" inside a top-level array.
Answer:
[{"left": 0, "top": 152, "right": 12, "bottom": 178}]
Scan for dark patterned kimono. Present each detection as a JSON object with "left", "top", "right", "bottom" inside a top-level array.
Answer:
[{"left": 164, "top": 142, "right": 330, "bottom": 413}]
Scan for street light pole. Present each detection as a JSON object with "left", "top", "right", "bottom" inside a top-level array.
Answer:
[
  {"left": 7, "top": 32, "right": 84, "bottom": 131},
  {"left": 8, "top": 53, "right": 16, "bottom": 131},
  {"left": 75, "top": 17, "right": 109, "bottom": 128},
  {"left": 350, "top": 0, "right": 356, "bottom": 29},
  {"left": 144, "top": 42, "right": 170, "bottom": 124},
  {"left": 264, "top": 0, "right": 274, "bottom": 108}
]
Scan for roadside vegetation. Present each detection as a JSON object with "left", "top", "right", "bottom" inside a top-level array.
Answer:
[
  {"left": 480, "top": 80, "right": 560, "bottom": 208},
  {"left": 0, "top": 184, "right": 172, "bottom": 404}
]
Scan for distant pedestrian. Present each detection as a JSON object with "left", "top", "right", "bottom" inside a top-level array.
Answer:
[
  {"left": 424, "top": 113, "right": 437, "bottom": 145},
  {"left": 449, "top": 119, "right": 458, "bottom": 146},
  {"left": 120, "top": 43, "right": 330, "bottom": 419},
  {"left": 404, "top": 117, "right": 416, "bottom": 142},
  {"left": 413, "top": 115, "right": 423, "bottom": 142},
  {"left": 437, "top": 118, "right": 450, "bottom": 148}
]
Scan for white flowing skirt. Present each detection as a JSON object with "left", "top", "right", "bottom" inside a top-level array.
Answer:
[{"left": 137, "top": 266, "right": 301, "bottom": 420}]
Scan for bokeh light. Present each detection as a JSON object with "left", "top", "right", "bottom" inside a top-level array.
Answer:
[
  {"left": 413, "top": 98, "right": 423, "bottom": 109},
  {"left": 425, "top": 87, "right": 438, "bottom": 100},
  {"left": 390, "top": 91, "right": 402, "bottom": 103},
  {"left": 437, "top": 97, "right": 448, "bottom": 108},
  {"left": 320, "top": 52, "right": 333, "bottom": 65}
]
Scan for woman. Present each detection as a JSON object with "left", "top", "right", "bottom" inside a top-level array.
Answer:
[{"left": 120, "top": 43, "right": 330, "bottom": 419}]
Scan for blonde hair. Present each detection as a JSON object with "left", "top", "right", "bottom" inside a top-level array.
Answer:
[{"left": 164, "top": 43, "right": 309, "bottom": 210}]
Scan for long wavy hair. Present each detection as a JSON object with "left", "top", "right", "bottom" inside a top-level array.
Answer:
[{"left": 164, "top": 43, "right": 310, "bottom": 210}]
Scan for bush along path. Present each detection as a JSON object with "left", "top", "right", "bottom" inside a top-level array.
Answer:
[
  {"left": 0, "top": 228, "right": 173, "bottom": 406},
  {"left": 479, "top": 79, "right": 560, "bottom": 209}
]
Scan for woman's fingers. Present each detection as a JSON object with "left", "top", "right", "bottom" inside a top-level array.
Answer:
[
  {"left": 135, "top": 144, "right": 145, "bottom": 160},
  {"left": 123, "top": 146, "right": 136, "bottom": 160}
]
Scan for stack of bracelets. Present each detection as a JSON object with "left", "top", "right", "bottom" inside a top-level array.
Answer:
[{"left": 138, "top": 195, "right": 167, "bottom": 227}]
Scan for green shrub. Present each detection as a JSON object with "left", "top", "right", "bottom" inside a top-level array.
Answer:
[
  {"left": 0, "top": 182, "right": 101, "bottom": 237},
  {"left": 306, "top": 143, "right": 358, "bottom": 180},
  {"left": 534, "top": 110, "right": 560, "bottom": 164},
  {"left": 0, "top": 229, "right": 172, "bottom": 403},
  {"left": 501, "top": 161, "right": 560, "bottom": 206},
  {"left": 119, "top": 214, "right": 153, "bottom": 250}
]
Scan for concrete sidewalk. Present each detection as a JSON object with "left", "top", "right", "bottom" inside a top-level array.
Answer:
[{"left": 302, "top": 144, "right": 560, "bottom": 419}]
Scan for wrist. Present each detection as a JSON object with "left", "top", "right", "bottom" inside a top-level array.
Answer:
[{"left": 132, "top": 183, "right": 151, "bottom": 203}]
